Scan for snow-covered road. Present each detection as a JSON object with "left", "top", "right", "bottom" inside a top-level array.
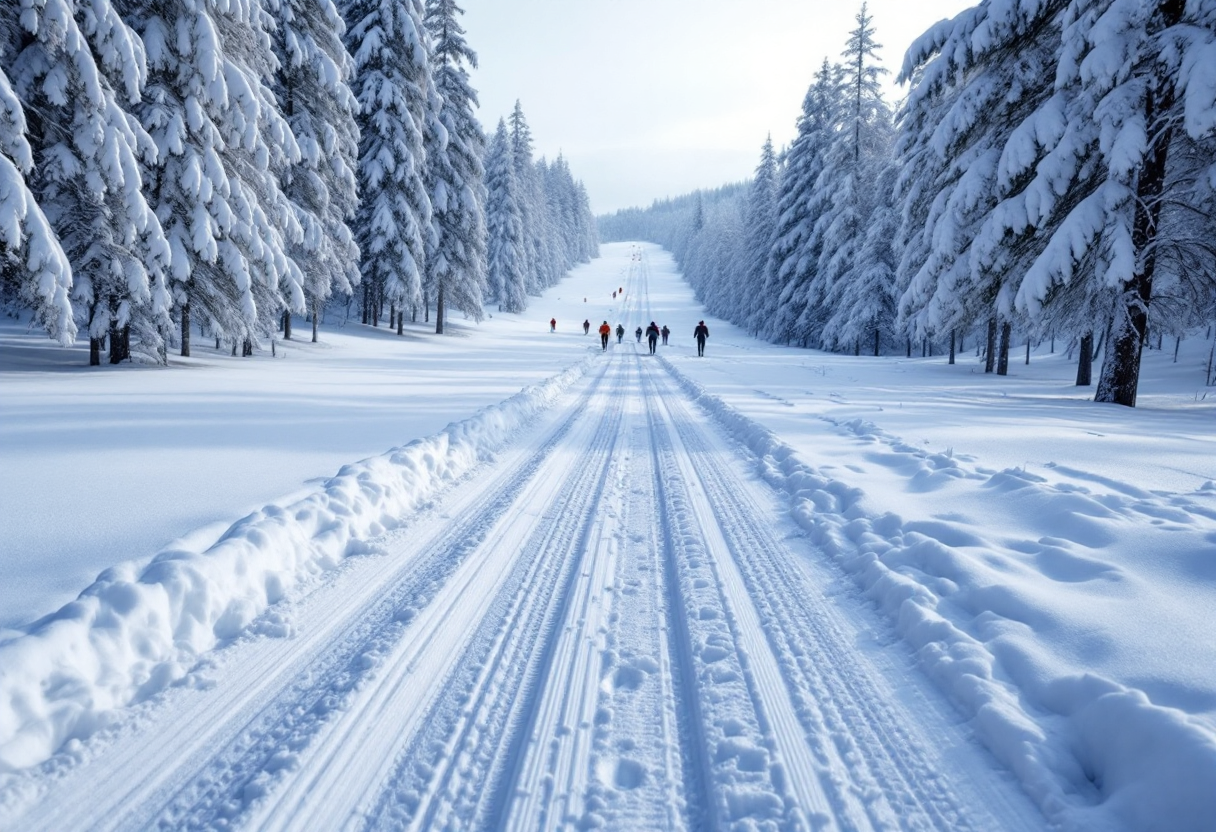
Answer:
[{"left": 1, "top": 344, "right": 1042, "bottom": 832}]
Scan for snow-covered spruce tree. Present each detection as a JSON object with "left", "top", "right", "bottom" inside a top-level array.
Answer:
[
  {"left": 424, "top": 0, "right": 485, "bottom": 334},
  {"left": 763, "top": 59, "right": 844, "bottom": 345},
  {"left": 897, "top": 3, "right": 1072, "bottom": 374},
  {"left": 813, "top": 2, "right": 897, "bottom": 354},
  {"left": 131, "top": 0, "right": 303, "bottom": 358},
  {"left": 0, "top": 60, "right": 73, "bottom": 345},
  {"left": 273, "top": 0, "right": 360, "bottom": 342},
  {"left": 7, "top": 0, "right": 171, "bottom": 364},
  {"left": 738, "top": 135, "right": 778, "bottom": 335},
  {"left": 508, "top": 101, "right": 542, "bottom": 293},
  {"left": 345, "top": 0, "right": 433, "bottom": 328},
  {"left": 483, "top": 117, "right": 526, "bottom": 313},
  {"left": 900, "top": 0, "right": 1216, "bottom": 405}
]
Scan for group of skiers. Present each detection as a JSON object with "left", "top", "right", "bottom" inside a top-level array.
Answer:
[{"left": 578, "top": 318, "right": 708, "bottom": 355}]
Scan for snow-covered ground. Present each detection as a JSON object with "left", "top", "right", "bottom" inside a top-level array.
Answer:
[{"left": 1, "top": 242, "right": 1214, "bottom": 831}]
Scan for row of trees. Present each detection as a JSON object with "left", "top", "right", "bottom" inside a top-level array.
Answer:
[
  {"left": 1, "top": 0, "right": 597, "bottom": 363},
  {"left": 600, "top": 1, "right": 1216, "bottom": 406}
]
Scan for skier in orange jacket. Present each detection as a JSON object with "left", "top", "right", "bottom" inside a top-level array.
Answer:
[{"left": 598, "top": 321, "right": 611, "bottom": 351}]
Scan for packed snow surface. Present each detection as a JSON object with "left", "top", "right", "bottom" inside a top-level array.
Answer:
[{"left": 1, "top": 242, "right": 1214, "bottom": 831}]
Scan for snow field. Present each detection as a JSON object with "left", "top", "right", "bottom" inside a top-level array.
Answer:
[
  {"left": 0, "top": 357, "right": 591, "bottom": 774},
  {"left": 660, "top": 356, "right": 1216, "bottom": 831}
]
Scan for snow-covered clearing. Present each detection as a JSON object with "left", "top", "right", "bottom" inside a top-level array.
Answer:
[{"left": 1, "top": 242, "right": 1214, "bottom": 831}]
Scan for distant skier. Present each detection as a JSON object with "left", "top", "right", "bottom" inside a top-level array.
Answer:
[
  {"left": 616, "top": 323, "right": 625, "bottom": 343},
  {"left": 694, "top": 321, "right": 709, "bottom": 357},
  {"left": 583, "top": 319, "right": 590, "bottom": 335},
  {"left": 645, "top": 321, "right": 660, "bottom": 355},
  {"left": 550, "top": 317, "right": 556, "bottom": 333},
  {"left": 635, "top": 326, "right": 643, "bottom": 343},
  {"left": 598, "top": 321, "right": 611, "bottom": 350},
  {"left": 660, "top": 325, "right": 670, "bottom": 345}
]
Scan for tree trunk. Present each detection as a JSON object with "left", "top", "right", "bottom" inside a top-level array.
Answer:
[
  {"left": 854, "top": 339, "right": 860, "bottom": 357},
  {"left": 985, "top": 317, "right": 997, "bottom": 373},
  {"left": 181, "top": 301, "right": 191, "bottom": 357},
  {"left": 435, "top": 284, "right": 445, "bottom": 334},
  {"left": 397, "top": 310, "right": 403, "bottom": 336},
  {"left": 906, "top": 337, "right": 911, "bottom": 358},
  {"left": 996, "top": 321, "right": 1011, "bottom": 376},
  {"left": 873, "top": 327, "right": 880, "bottom": 357},
  {"left": 1096, "top": 2, "right": 1182, "bottom": 407},
  {"left": 1025, "top": 339, "right": 1031, "bottom": 365},
  {"left": 390, "top": 304, "right": 396, "bottom": 331},
  {"left": 311, "top": 298, "right": 319, "bottom": 343},
  {"left": 1173, "top": 335, "right": 1181, "bottom": 363},
  {"left": 361, "top": 282, "right": 369, "bottom": 325},
  {"left": 90, "top": 337, "right": 101, "bottom": 366},
  {"left": 282, "top": 310, "right": 292, "bottom": 340},
  {"left": 949, "top": 330, "right": 956, "bottom": 365}
]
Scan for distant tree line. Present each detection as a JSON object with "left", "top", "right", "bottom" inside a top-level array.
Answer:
[
  {"left": 599, "top": 1, "right": 1216, "bottom": 406},
  {"left": 0, "top": 0, "right": 597, "bottom": 364}
]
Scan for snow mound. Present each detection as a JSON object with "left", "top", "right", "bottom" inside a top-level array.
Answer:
[
  {"left": 659, "top": 356, "right": 1216, "bottom": 832},
  {"left": 0, "top": 359, "right": 591, "bottom": 773}
]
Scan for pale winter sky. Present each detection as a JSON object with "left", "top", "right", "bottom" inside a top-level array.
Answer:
[{"left": 460, "top": 0, "right": 973, "bottom": 215}]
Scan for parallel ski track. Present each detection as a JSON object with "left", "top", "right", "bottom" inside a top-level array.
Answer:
[
  {"left": 354, "top": 354, "right": 632, "bottom": 832},
  {"left": 643, "top": 355, "right": 827, "bottom": 832},
  {"left": 644, "top": 358, "right": 1033, "bottom": 832},
  {"left": 4, "top": 360, "right": 613, "bottom": 832}
]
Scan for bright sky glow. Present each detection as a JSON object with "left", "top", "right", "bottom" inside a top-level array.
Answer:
[{"left": 462, "top": 0, "right": 975, "bottom": 214}]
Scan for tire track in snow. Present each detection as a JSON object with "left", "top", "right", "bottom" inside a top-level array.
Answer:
[
  {"left": 4, "top": 361, "right": 613, "bottom": 832},
  {"left": 352, "top": 355, "right": 631, "bottom": 832}
]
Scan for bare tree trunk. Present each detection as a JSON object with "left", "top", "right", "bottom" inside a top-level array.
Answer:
[
  {"left": 985, "top": 317, "right": 997, "bottom": 373},
  {"left": 282, "top": 310, "right": 292, "bottom": 340},
  {"left": 996, "top": 321, "right": 1011, "bottom": 375},
  {"left": 181, "top": 301, "right": 191, "bottom": 358},
  {"left": 435, "top": 284, "right": 445, "bottom": 334},
  {"left": 949, "top": 330, "right": 956, "bottom": 365},
  {"left": 90, "top": 337, "right": 101, "bottom": 366},
  {"left": 1173, "top": 335, "right": 1181, "bottom": 363},
  {"left": 873, "top": 327, "right": 880, "bottom": 357},
  {"left": 312, "top": 297, "right": 319, "bottom": 343},
  {"left": 1025, "top": 339, "right": 1031, "bottom": 365},
  {"left": 1096, "top": 1, "right": 1182, "bottom": 407}
]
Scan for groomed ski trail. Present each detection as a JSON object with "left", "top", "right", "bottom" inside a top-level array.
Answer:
[{"left": 0, "top": 345, "right": 1045, "bottom": 832}]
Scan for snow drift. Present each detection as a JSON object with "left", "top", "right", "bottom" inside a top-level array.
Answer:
[
  {"left": 659, "top": 355, "right": 1216, "bottom": 832},
  {"left": 0, "top": 358, "right": 591, "bottom": 772}
]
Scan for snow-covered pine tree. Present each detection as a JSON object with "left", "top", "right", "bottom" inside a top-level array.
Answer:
[
  {"left": 0, "top": 60, "right": 73, "bottom": 345},
  {"left": 484, "top": 117, "right": 526, "bottom": 313},
  {"left": 896, "top": 3, "right": 1067, "bottom": 368},
  {"left": 767, "top": 59, "right": 844, "bottom": 347},
  {"left": 508, "top": 101, "right": 541, "bottom": 293},
  {"left": 131, "top": 0, "right": 303, "bottom": 357},
  {"left": 7, "top": 0, "right": 171, "bottom": 364},
  {"left": 739, "top": 135, "right": 778, "bottom": 333},
  {"left": 813, "top": 3, "right": 896, "bottom": 353},
  {"left": 900, "top": 0, "right": 1216, "bottom": 405},
  {"left": 273, "top": 0, "right": 360, "bottom": 341},
  {"left": 424, "top": 0, "right": 485, "bottom": 334},
  {"left": 345, "top": 0, "right": 433, "bottom": 328}
]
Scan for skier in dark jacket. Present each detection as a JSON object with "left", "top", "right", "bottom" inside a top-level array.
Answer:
[
  {"left": 583, "top": 319, "right": 590, "bottom": 335},
  {"left": 616, "top": 323, "right": 625, "bottom": 343},
  {"left": 660, "top": 325, "right": 670, "bottom": 345},
  {"left": 635, "top": 326, "right": 643, "bottom": 342},
  {"left": 645, "top": 322, "right": 660, "bottom": 355},
  {"left": 694, "top": 321, "right": 709, "bottom": 356}
]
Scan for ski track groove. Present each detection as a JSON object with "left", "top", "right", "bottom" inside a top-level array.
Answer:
[
  {"left": 2, "top": 360, "right": 612, "bottom": 832},
  {"left": 352, "top": 355, "right": 630, "bottom": 832},
  {"left": 648, "top": 358, "right": 1015, "bottom": 832}
]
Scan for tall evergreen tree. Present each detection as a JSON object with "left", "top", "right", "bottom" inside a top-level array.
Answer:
[
  {"left": 345, "top": 0, "right": 433, "bottom": 326},
  {"left": 274, "top": 0, "right": 361, "bottom": 342},
  {"left": 739, "top": 135, "right": 778, "bottom": 332},
  {"left": 424, "top": 0, "right": 485, "bottom": 334},
  {"left": 8, "top": 0, "right": 171, "bottom": 364},
  {"left": 762, "top": 60, "right": 843, "bottom": 344},
  {"left": 508, "top": 101, "right": 541, "bottom": 293},
  {"left": 131, "top": 0, "right": 303, "bottom": 357},
  {"left": 483, "top": 118, "right": 525, "bottom": 313},
  {"left": 0, "top": 59, "right": 73, "bottom": 345}
]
